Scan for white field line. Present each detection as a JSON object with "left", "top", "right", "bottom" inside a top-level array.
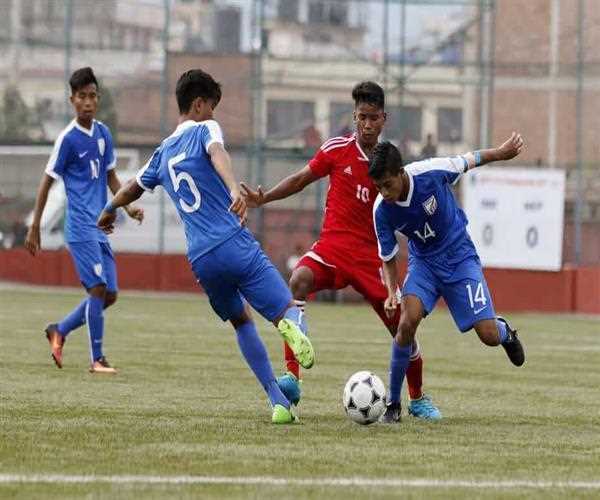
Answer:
[{"left": 0, "top": 475, "right": 600, "bottom": 490}]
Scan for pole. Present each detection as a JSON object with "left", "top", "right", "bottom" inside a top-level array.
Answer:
[
  {"left": 382, "top": 0, "right": 389, "bottom": 88},
  {"left": 253, "top": 0, "right": 266, "bottom": 242},
  {"left": 399, "top": 0, "right": 406, "bottom": 107},
  {"left": 158, "top": 0, "right": 171, "bottom": 254},
  {"left": 63, "top": 0, "right": 73, "bottom": 125},
  {"left": 574, "top": 0, "right": 584, "bottom": 265}
]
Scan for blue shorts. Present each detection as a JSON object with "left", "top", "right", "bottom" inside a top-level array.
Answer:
[
  {"left": 67, "top": 241, "right": 118, "bottom": 292},
  {"left": 402, "top": 239, "right": 496, "bottom": 332},
  {"left": 191, "top": 229, "right": 292, "bottom": 322}
]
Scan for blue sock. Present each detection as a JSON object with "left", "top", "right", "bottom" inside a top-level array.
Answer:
[
  {"left": 235, "top": 321, "right": 289, "bottom": 408},
  {"left": 283, "top": 305, "right": 308, "bottom": 335},
  {"left": 388, "top": 341, "right": 412, "bottom": 404},
  {"left": 86, "top": 296, "right": 105, "bottom": 362},
  {"left": 496, "top": 319, "right": 509, "bottom": 344},
  {"left": 57, "top": 298, "right": 87, "bottom": 337}
]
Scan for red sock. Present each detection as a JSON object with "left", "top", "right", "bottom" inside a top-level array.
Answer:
[
  {"left": 284, "top": 342, "right": 300, "bottom": 379},
  {"left": 405, "top": 355, "right": 423, "bottom": 400}
]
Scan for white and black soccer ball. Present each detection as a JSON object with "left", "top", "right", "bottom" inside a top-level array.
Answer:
[{"left": 342, "top": 371, "right": 386, "bottom": 425}]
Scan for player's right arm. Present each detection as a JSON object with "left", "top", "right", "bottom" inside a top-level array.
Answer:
[
  {"left": 381, "top": 257, "right": 399, "bottom": 318},
  {"left": 25, "top": 131, "right": 72, "bottom": 255},
  {"left": 373, "top": 195, "right": 401, "bottom": 317},
  {"left": 97, "top": 179, "right": 145, "bottom": 234},
  {"left": 240, "top": 165, "right": 319, "bottom": 208},
  {"left": 24, "top": 174, "right": 54, "bottom": 256}
]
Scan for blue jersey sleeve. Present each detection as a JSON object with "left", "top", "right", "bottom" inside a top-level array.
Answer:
[
  {"left": 136, "top": 148, "right": 161, "bottom": 192},
  {"left": 407, "top": 156, "right": 468, "bottom": 186},
  {"left": 198, "top": 120, "right": 224, "bottom": 152},
  {"left": 373, "top": 195, "right": 399, "bottom": 262},
  {"left": 45, "top": 132, "right": 72, "bottom": 179},
  {"left": 100, "top": 124, "right": 116, "bottom": 171}
]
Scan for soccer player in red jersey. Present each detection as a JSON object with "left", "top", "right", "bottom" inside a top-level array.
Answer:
[{"left": 241, "top": 82, "right": 440, "bottom": 422}]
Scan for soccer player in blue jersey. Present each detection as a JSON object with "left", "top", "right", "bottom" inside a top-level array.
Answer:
[
  {"left": 97, "top": 69, "right": 314, "bottom": 424},
  {"left": 25, "top": 67, "right": 144, "bottom": 374},
  {"left": 369, "top": 133, "right": 526, "bottom": 422}
]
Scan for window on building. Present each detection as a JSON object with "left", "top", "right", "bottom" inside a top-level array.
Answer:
[
  {"left": 278, "top": 0, "right": 299, "bottom": 22},
  {"left": 267, "top": 100, "right": 315, "bottom": 139},
  {"left": 308, "top": 1, "right": 348, "bottom": 26},
  {"left": 385, "top": 105, "right": 422, "bottom": 142},
  {"left": 437, "top": 107, "right": 463, "bottom": 142},
  {"left": 329, "top": 102, "right": 354, "bottom": 137}
]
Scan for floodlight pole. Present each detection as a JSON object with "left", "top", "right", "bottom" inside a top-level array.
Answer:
[
  {"left": 158, "top": 0, "right": 171, "bottom": 255},
  {"left": 63, "top": 0, "right": 73, "bottom": 125},
  {"left": 574, "top": 0, "right": 584, "bottom": 265}
]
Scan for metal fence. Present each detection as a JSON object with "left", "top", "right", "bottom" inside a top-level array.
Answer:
[{"left": 0, "top": 0, "right": 598, "bottom": 269}]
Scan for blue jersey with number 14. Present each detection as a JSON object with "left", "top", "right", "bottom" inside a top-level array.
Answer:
[
  {"left": 136, "top": 119, "right": 242, "bottom": 263},
  {"left": 373, "top": 156, "right": 474, "bottom": 262}
]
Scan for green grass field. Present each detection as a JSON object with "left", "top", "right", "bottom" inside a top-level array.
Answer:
[{"left": 1, "top": 284, "right": 599, "bottom": 499}]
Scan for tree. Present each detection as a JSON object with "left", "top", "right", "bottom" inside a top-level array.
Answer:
[
  {"left": 0, "top": 86, "right": 31, "bottom": 141},
  {"left": 97, "top": 82, "right": 118, "bottom": 142}
]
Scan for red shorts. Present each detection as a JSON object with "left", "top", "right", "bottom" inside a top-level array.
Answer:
[{"left": 295, "top": 240, "right": 400, "bottom": 334}]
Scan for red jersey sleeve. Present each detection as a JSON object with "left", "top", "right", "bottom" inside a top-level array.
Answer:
[{"left": 309, "top": 147, "right": 334, "bottom": 178}]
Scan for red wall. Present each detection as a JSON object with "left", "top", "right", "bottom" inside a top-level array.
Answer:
[{"left": 1, "top": 249, "right": 598, "bottom": 314}]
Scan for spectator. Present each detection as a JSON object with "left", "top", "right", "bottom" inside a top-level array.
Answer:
[
  {"left": 398, "top": 134, "right": 414, "bottom": 164},
  {"left": 420, "top": 133, "right": 437, "bottom": 159},
  {"left": 303, "top": 124, "right": 323, "bottom": 154},
  {"left": 286, "top": 244, "right": 304, "bottom": 278}
]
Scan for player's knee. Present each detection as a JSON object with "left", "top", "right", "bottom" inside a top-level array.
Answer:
[
  {"left": 104, "top": 292, "right": 117, "bottom": 308},
  {"left": 289, "top": 267, "right": 313, "bottom": 299},
  {"left": 231, "top": 305, "right": 253, "bottom": 329},
  {"left": 88, "top": 284, "right": 106, "bottom": 299},
  {"left": 474, "top": 322, "right": 500, "bottom": 346}
]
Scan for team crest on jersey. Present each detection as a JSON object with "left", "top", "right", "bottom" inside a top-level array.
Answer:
[
  {"left": 422, "top": 195, "right": 438, "bottom": 216},
  {"left": 98, "top": 138, "right": 105, "bottom": 156}
]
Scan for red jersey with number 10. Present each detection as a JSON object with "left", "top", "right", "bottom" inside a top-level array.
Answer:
[{"left": 309, "top": 134, "right": 378, "bottom": 250}]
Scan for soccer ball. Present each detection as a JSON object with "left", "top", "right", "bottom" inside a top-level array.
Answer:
[{"left": 342, "top": 371, "right": 386, "bottom": 425}]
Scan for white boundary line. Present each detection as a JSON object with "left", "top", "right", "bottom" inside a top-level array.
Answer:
[{"left": 1, "top": 475, "right": 600, "bottom": 489}]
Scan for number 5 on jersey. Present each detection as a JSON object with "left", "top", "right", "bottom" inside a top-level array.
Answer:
[{"left": 168, "top": 152, "right": 201, "bottom": 213}]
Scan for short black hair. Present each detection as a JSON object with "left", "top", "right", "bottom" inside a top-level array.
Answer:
[
  {"left": 176, "top": 69, "right": 222, "bottom": 114},
  {"left": 69, "top": 67, "right": 98, "bottom": 94},
  {"left": 368, "top": 141, "right": 403, "bottom": 180},
  {"left": 352, "top": 81, "right": 385, "bottom": 110}
]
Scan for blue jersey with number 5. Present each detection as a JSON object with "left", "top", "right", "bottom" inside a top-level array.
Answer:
[
  {"left": 373, "top": 156, "right": 474, "bottom": 262},
  {"left": 136, "top": 120, "right": 242, "bottom": 263}
]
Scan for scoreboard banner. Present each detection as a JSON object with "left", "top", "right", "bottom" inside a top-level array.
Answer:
[{"left": 462, "top": 167, "right": 565, "bottom": 271}]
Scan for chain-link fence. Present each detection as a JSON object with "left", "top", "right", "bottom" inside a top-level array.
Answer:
[{"left": 0, "top": 0, "right": 598, "bottom": 271}]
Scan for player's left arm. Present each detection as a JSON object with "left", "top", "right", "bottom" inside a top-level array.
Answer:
[
  {"left": 463, "top": 132, "right": 524, "bottom": 171},
  {"left": 208, "top": 142, "right": 247, "bottom": 224},
  {"left": 97, "top": 179, "right": 145, "bottom": 234},
  {"left": 106, "top": 170, "right": 144, "bottom": 223}
]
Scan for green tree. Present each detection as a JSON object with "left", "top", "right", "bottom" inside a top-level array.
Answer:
[
  {"left": 0, "top": 86, "right": 31, "bottom": 141},
  {"left": 96, "top": 82, "right": 118, "bottom": 142}
]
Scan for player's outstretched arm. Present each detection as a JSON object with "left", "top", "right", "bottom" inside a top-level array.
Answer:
[
  {"left": 240, "top": 165, "right": 319, "bottom": 208},
  {"left": 465, "top": 132, "right": 524, "bottom": 170},
  {"left": 97, "top": 179, "right": 145, "bottom": 234},
  {"left": 107, "top": 170, "right": 144, "bottom": 224},
  {"left": 24, "top": 174, "right": 54, "bottom": 256}
]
